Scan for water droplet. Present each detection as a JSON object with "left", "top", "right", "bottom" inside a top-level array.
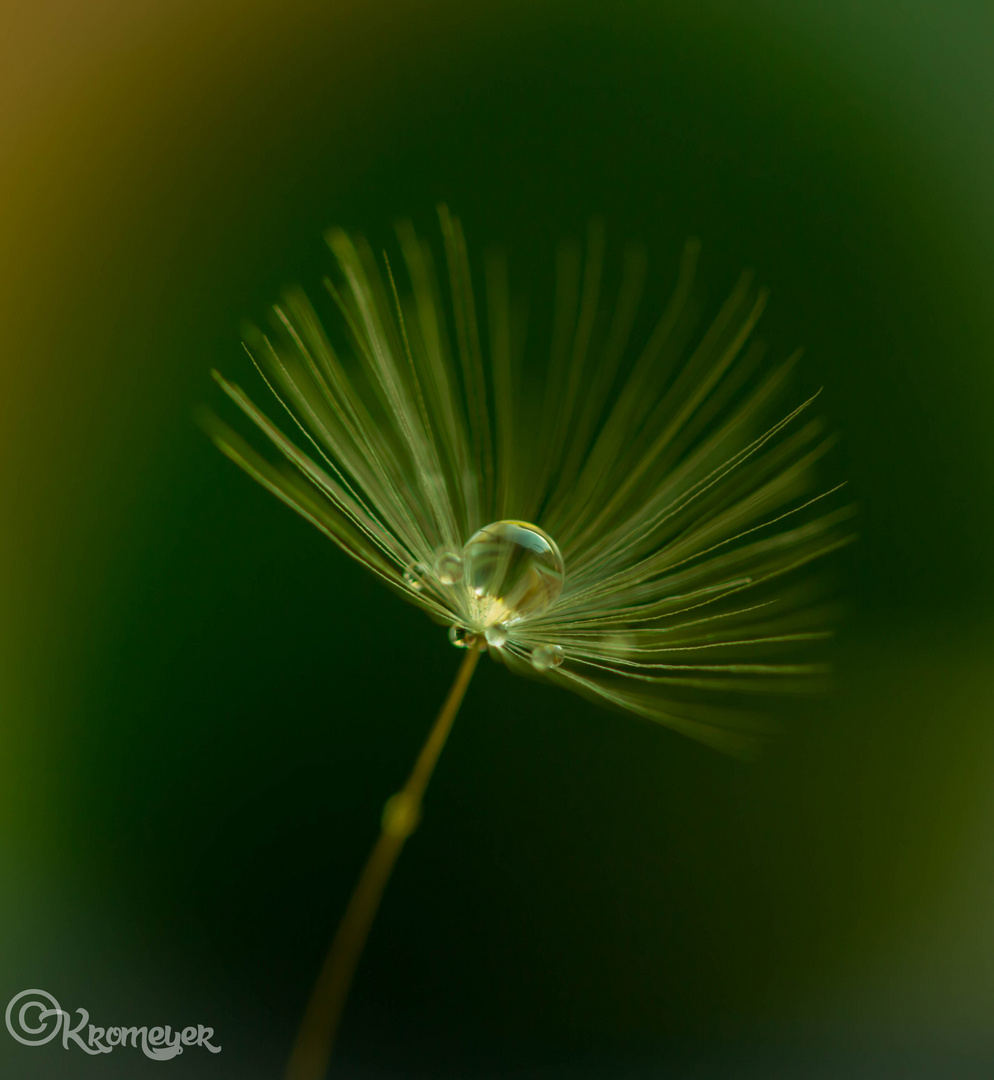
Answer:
[
  {"left": 434, "top": 550, "right": 464, "bottom": 585},
  {"left": 531, "top": 644, "right": 565, "bottom": 671},
  {"left": 402, "top": 561, "right": 429, "bottom": 591},
  {"left": 462, "top": 520, "right": 564, "bottom": 625},
  {"left": 448, "top": 625, "right": 480, "bottom": 649},
  {"left": 484, "top": 623, "right": 508, "bottom": 648}
]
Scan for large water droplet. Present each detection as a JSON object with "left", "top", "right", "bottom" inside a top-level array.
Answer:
[
  {"left": 484, "top": 623, "right": 508, "bottom": 648},
  {"left": 462, "top": 520, "right": 564, "bottom": 625}
]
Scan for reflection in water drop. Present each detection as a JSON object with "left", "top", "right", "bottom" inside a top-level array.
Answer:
[
  {"left": 531, "top": 644, "right": 565, "bottom": 671},
  {"left": 462, "top": 520, "right": 564, "bottom": 626},
  {"left": 485, "top": 623, "right": 509, "bottom": 648}
]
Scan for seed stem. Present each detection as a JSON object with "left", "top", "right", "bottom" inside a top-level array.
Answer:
[{"left": 284, "top": 645, "right": 482, "bottom": 1080}]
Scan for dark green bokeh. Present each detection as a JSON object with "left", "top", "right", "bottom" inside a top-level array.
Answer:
[{"left": 3, "top": 3, "right": 994, "bottom": 1077}]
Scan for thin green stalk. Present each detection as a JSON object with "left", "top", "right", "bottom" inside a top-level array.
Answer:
[{"left": 284, "top": 645, "right": 482, "bottom": 1080}]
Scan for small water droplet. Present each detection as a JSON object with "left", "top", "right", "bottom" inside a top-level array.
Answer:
[
  {"left": 531, "top": 644, "right": 565, "bottom": 671},
  {"left": 484, "top": 623, "right": 508, "bottom": 648},
  {"left": 448, "top": 625, "right": 480, "bottom": 649},
  {"left": 402, "top": 561, "right": 429, "bottom": 591},
  {"left": 434, "top": 550, "right": 464, "bottom": 585},
  {"left": 462, "top": 520, "right": 565, "bottom": 625}
]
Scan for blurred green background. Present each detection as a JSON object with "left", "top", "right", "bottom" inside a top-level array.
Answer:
[{"left": 2, "top": 1, "right": 994, "bottom": 1076}]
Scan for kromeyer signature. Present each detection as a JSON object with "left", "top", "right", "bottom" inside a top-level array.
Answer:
[{"left": 5, "top": 989, "right": 221, "bottom": 1060}]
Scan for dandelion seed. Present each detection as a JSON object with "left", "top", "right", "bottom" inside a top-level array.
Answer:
[{"left": 204, "top": 206, "right": 853, "bottom": 1079}]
